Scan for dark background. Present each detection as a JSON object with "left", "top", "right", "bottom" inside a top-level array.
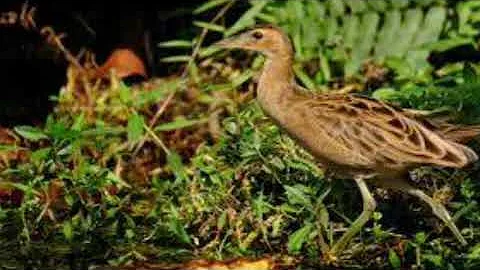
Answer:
[{"left": 0, "top": 1, "right": 245, "bottom": 126}]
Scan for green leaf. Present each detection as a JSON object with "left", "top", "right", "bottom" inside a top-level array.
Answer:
[
  {"left": 225, "top": 0, "right": 268, "bottom": 36},
  {"left": 127, "top": 113, "right": 145, "bottom": 142},
  {"left": 217, "top": 211, "right": 227, "bottom": 230},
  {"left": 118, "top": 83, "right": 132, "bottom": 104},
  {"left": 0, "top": 145, "right": 20, "bottom": 153},
  {"left": 319, "top": 204, "right": 329, "bottom": 230},
  {"left": 288, "top": 223, "right": 314, "bottom": 253},
  {"left": 420, "top": 37, "right": 473, "bottom": 52},
  {"left": 284, "top": 184, "right": 312, "bottom": 208},
  {"left": 408, "top": 6, "right": 446, "bottom": 69},
  {"left": 344, "top": 0, "right": 367, "bottom": 13},
  {"left": 327, "top": 0, "right": 345, "bottom": 17},
  {"left": 63, "top": 220, "right": 73, "bottom": 241},
  {"left": 468, "top": 243, "right": 480, "bottom": 260},
  {"left": 423, "top": 254, "right": 444, "bottom": 267},
  {"left": 194, "top": 0, "right": 230, "bottom": 14},
  {"left": 199, "top": 46, "right": 222, "bottom": 58},
  {"left": 375, "top": 10, "right": 401, "bottom": 60},
  {"left": 293, "top": 64, "right": 316, "bottom": 90},
  {"left": 343, "top": 15, "right": 360, "bottom": 49},
  {"left": 157, "top": 40, "right": 193, "bottom": 48},
  {"left": 154, "top": 117, "right": 207, "bottom": 132},
  {"left": 30, "top": 147, "right": 52, "bottom": 163},
  {"left": 167, "top": 151, "right": 188, "bottom": 182},
  {"left": 390, "top": 9, "right": 423, "bottom": 58},
  {"left": 231, "top": 69, "right": 254, "bottom": 88},
  {"left": 367, "top": 0, "right": 387, "bottom": 12},
  {"left": 415, "top": 231, "right": 426, "bottom": 244},
  {"left": 345, "top": 12, "right": 379, "bottom": 76},
  {"left": 384, "top": 56, "right": 414, "bottom": 79},
  {"left": 390, "top": 0, "right": 409, "bottom": 9},
  {"left": 160, "top": 55, "right": 192, "bottom": 63},
  {"left": 372, "top": 88, "right": 398, "bottom": 100},
  {"left": 463, "top": 63, "right": 479, "bottom": 84},
  {"left": 388, "top": 249, "right": 401, "bottom": 269},
  {"left": 193, "top": 21, "right": 226, "bottom": 33},
  {"left": 168, "top": 205, "right": 191, "bottom": 244},
  {"left": 71, "top": 112, "right": 85, "bottom": 131},
  {"left": 14, "top": 126, "right": 49, "bottom": 142}
]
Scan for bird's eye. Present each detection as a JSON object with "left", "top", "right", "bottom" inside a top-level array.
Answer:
[{"left": 252, "top": 31, "right": 263, "bottom": 40}]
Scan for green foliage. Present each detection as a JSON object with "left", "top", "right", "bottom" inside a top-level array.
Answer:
[
  {"left": 186, "top": 0, "right": 480, "bottom": 88},
  {"left": 3, "top": 0, "right": 480, "bottom": 269}
]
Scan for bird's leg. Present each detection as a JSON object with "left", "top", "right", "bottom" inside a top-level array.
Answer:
[
  {"left": 328, "top": 177, "right": 377, "bottom": 257},
  {"left": 406, "top": 188, "right": 467, "bottom": 246}
]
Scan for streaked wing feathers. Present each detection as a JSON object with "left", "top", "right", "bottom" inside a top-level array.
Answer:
[{"left": 308, "top": 94, "right": 478, "bottom": 169}]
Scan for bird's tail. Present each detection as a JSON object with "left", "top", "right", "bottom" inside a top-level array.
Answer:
[{"left": 437, "top": 124, "right": 480, "bottom": 144}]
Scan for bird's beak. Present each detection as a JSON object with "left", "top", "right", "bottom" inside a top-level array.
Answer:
[{"left": 213, "top": 35, "right": 246, "bottom": 49}]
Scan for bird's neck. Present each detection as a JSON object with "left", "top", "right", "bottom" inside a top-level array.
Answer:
[{"left": 257, "top": 54, "right": 295, "bottom": 115}]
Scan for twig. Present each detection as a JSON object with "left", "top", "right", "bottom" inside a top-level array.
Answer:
[{"left": 133, "top": 0, "right": 236, "bottom": 155}]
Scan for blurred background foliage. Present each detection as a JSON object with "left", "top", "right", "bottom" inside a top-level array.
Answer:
[{"left": 2, "top": 0, "right": 480, "bottom": 269}]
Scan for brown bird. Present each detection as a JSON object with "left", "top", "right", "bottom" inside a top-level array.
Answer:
[{"left": 215, "top": 26, "right": 479, "bottom": 259}]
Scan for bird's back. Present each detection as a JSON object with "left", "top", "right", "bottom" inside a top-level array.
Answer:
[{"left": 271, "top": 90, "right": 478, "bottom": 178}]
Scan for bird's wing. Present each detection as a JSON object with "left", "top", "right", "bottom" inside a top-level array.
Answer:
[{"left": 306, "top": 94, "right": 478, "bottom": 169}]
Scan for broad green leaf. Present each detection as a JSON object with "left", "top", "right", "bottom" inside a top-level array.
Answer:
[
  {"left": 127, "top": 113, "right": 145, "bottom": 142},
  {"left": 14, "top": 126, "right": 49, "bottom": 142},
  {"left": 388, "top": 249, "right": 401, "bottom": 269},
  {"left": 288, "top": 223, "right": 314, "bottom": 253}
]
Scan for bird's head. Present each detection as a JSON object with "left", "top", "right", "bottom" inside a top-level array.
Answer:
[{"left": 214, "top": 26, "right": 293, "bottom": 58}]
